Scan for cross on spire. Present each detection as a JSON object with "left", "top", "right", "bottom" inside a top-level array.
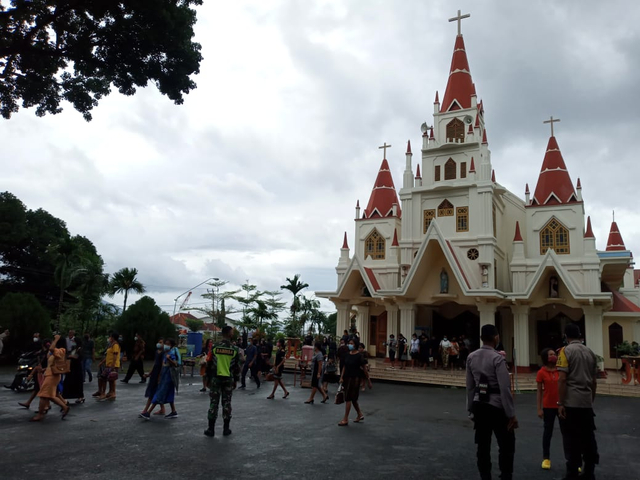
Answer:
[
  {"left": 448, "top": 10, "right": 471, "bottom": 36},
  {"left": 543, "top": 116, "right": 561, "bottom": 137},
  {"left": 378, "top": 142, "right": 392, "bottom": 159}
]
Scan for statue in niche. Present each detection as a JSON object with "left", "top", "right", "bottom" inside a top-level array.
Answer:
[
  {"left": 549, "top": 276, "right": 559, "bottom": 298},
  {"left": 440, "top": 268, "right": 449, "bottom": 294}
]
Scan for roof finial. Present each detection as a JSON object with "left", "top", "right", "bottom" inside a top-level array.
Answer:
[
  {"left": 543, "top": 115, "right": 561, "bottom": 137},
  {"left": 378, "top": 142, "right": 392, "bottom": 159},
  {"left": 342, "top": 232, "right": 349, "bottom": 249},
  {"left": 406, "top": 140, "right": 412, "bottom": 154},
  {"left": 613, "top": 210, "right": 615, "bottom": 222},
  {"left": 448, "top": 9, "right": 471, "bottom": 36}
]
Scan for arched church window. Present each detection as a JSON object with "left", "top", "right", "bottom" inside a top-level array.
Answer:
[
  {"left": 438, "top": 199, "right": 454, "bottom": 217},
  {"left": 446, "top": 118, "right": 465, "bottom": 143},
  {"left": 608, "top": 322, "right": 623, "bottom": 358},
  {"left": 365, "top": 229, "right": 385, "bottom": 260},
  {"left": 444, "top": 158, "right": 456, "bottom": 180},
  {"left": 540, "top": 218, "right": 570, "bottom": 255}
]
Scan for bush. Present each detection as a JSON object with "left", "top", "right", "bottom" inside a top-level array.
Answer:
[
  {"left": 0, "top": 293, "right": 52, "bottom": 356},
  {"left": 114, "top": 296, "right": 176, "bottom": 358}
]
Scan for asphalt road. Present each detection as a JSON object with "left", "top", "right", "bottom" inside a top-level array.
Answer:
[{"left": 0, "top": 367, "right": 638, "bottom": 480}]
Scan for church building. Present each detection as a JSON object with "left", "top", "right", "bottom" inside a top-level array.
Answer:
[{"left": 317, "top": 13, "right": 640, "bottom": 372}]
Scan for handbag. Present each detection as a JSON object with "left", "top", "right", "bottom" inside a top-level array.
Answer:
[
  {"left": 51, "top": 356, "right": 70, "bottom": 374},
  {"left": 326, "top": 362, "right": 337, "bottom": 374},
  {"left": 335, "top": 385, "right": 345, "bottom": 405},
  {"left": 266, "top": 372, "right": 275, "bottom": 381}
]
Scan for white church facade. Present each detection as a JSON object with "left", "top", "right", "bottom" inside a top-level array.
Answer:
[{"left": 317, "top": 14, "right": 640, "bottom": 372}]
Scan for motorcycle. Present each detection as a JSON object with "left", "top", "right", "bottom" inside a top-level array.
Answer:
[{"left": 5, "top": 350, "right": 39, "bottom": 392}]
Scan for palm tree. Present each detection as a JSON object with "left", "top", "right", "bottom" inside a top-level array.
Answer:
[
  {"left": 109, "top": 267, "right": 145, "bottom": 313},
  {"left": 280, "top": 274, "right": 309, "bottom": 336},
  {"left": 249, "top": 300, "right": 278, "bottom": 330}
]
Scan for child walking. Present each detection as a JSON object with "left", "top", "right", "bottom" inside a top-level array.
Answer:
[{"left": 536, "top": 348, "right": 560, "bottom": 470}]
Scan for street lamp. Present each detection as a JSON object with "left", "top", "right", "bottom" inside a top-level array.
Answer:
[{"left": 172, "top": 277, "right": 219, "bottom": 317}]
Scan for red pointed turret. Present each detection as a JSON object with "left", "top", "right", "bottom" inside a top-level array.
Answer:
[
  {"left": 356, "top": 200, "right": 360, "bottom": 208},
  {"left": 482, "top": 128, "right": 488, "bottom": 145},
  {"left": 531, "top": 136, "right": 578, "bottom": 206},
  {"left": 429, "top": 126, "right": 434, "bottom": 140},
  {"left": 469, "top": 157, "right": 475, "bottom": 173},
  {"left": 441, "top": 35, "right": 476, "bottom": 112},
  {"left": 342, "top": 232, "right": 349, "bottom": 249},
  {"left": 415, "top": 164, "right": 421, "bottom": 179},
  {"left": 513, "top": 222, "right": 523, "bottom": 242},
  {"left": 577, "top": 178, "right": 582, "bottom": 189},
  {"left": 491, "top": 169, "right": 496, "bottom": 183},
  {"left": 392, "top": 229, "right": 399, "bottom": 247},
  {"left": 363, "top": 159, "right": 401, "bottom": 219},
  {"left": 606, "top": 220, "right": 626, "bottom": 251},
  {"left": 525, "top": 183, "right": 530, "bottom": 195},
  {"left": 584, "top": 217, "right": 594, "bottom": 238},
  {"left": 434, "top": 91, "right": 439, "bottom": 104},
  {"left": 406, "top": 140, "right": 412, "bottom": 154},
  {"left": 467, "top": 124, "right": 473, "bottom": 134}
]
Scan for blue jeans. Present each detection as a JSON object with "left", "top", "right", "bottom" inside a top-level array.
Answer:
[{"left": 83, "top": 358, "right": 93, "bottom": 381}]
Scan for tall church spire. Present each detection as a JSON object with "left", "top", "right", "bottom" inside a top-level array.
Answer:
[
  {"left": 606, "top": 216, "right": 626, "bottom": 251},
  {"left": 441, "top": 11, "right": 476, "bottom": 113}
]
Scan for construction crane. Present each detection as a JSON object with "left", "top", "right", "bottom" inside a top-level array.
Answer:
[{"left": 178, "top": 291, "right": 192, "bottom": 311}]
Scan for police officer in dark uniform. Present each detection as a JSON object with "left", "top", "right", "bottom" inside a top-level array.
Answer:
[{"left": 466, "top": 324, "right": 518, "bottom": 480}]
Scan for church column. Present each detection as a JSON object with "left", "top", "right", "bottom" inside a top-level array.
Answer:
[
  {"left": 583, "top": 305, "right": 604, "bottom": 360},
  {"left": 386, "top": 304, "right": 399, "bottom": 359},
  {"left": 356, "top": 304, "right": 370, "bottom": 346},
  {"left": 511, "top": 305, "right": 531, "bottom": 373},
  {"left": 477, "top": 303, "right": 497, "bottom": 329},
  {"left": 399, "top": 303, "right": 416, "bottom": 338},
  {"left": 335, "top": 302, "right": 351, "bottom": 338}
]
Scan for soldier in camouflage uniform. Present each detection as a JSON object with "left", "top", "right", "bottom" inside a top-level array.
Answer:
[{"left": 205, "top": 326, "right": 240, "bottom": 437}]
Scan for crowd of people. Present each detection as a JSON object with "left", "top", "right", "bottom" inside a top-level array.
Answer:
[{"left": 2, "top": 322, "right": 602, "bottom": 479}]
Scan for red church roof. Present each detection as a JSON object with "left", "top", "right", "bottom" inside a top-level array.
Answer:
[
  {"left": 170, "top": 313, "right": 198, "bottom": 327},
  {"left": 602, "top": 285, "right": 640, "bottom": 313},
  {"left": 441, "top": 35, "right": 476, "bottom": 113},
  {"left": 363, "top": 159, "right": 401, "bottom": 219},
  {"left": 363, "top": 267, "right": 381, "bottom": 292},
  {"left": 606, "top": 221, "right": 626, "bottom": 251},
  {"left": 531, "top": 136, "right": 578, "bottom": 206}
]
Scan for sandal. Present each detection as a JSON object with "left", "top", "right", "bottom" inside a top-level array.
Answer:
[
  {"left": 338, "top": 420, "right": 349, "bottom": 427},
  {"left": 266, "top": 395, "right": 274, "bottom": 400},
  {"left": 61, "top": 406, "right": 70, "bottom": 420},
  {"left": 283, "top": 392, "right": 289, "bottom": 399},
  {"left": 18, "top": 402, "right": 30, "bottom": 409},
  {"left": 75, "top": 398, "right": 85, "bottom": 404},
  {"left": 30, "top": 413, "right": 45, "bottom": 422},
  {"left": 354, "top": 416, "right": 365, "bottom": 423}
]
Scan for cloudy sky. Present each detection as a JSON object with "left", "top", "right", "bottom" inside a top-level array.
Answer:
[{"left": 2, "top": 0, "right": 639, "bottom": 316}]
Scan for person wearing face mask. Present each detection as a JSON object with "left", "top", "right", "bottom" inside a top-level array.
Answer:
[
  {"left": 139, "top": 338, "right": 166, "bottom": 418},
  {"left": 122, "top": 333, "right": 146, "bottom": 384},
  {"left": 536, "top": 348, "right": 560, "bottom": 471},
  {"left": 97, "top": 332, "right": 121, "bottom": 401},
  {"left": 337, "top": 339, "right": 370, "bottom": 426},
  {"left": 143, "top": 339, "right": 179, "bottom": 419}
]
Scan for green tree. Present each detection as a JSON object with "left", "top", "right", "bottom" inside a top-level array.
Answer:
[
  {"left": 49, "top": 235, "right": 83, "bottom": 330},
  {"left": 0, "top": 292, "right": 51, "bottom": 354},
  {"left": 114, "top": 296, "right": 175, "bottom": 358},
  {"left": 232, "top": 281, "right": 261, "bottom": 333},
  {"left": 185, "top": 318, "right": 204, "bottom": 333},
  {"left": 109, "top": 267, "right": 145, "bottom": 313},
  {"left": 0, "top": 0, "right": 203, "bottom": 120},
  {"left": 325, "top": 312, "right": 337, "bottom": 336},
  {"left": 196, "top": 279, "right": 238, "bottom": 328},
  {"left": 249, "top": 300, "right": 278, "bottom": 330}
]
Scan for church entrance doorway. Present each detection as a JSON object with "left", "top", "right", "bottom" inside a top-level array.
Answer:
[
  {"left": 536, "top": 312, "right": 585, "bottom": 354},
  {"left": 369, "top": 312, "right": 387, "bottom": 358},
  {"left": 433, "top": 309, "right": 479, "bottom": 346}
]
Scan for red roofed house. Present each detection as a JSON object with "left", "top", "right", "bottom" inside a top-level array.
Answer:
[{"left": 318, "top": 11, "right": 640, "bottom": 371}]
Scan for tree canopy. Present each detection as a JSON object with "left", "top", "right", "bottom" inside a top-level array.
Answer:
[
  {"left": 0, "top": 0, "right": 203, "bottom": 120},
  {"left": 114, "top": 296, "right": 174, "bottom": 357},
  {"left": 0, "top": 292, "right": 51, "bottom": 352}
]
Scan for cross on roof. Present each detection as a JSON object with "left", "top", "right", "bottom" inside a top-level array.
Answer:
[
  {"left": 543, "top": 116, "right": 561, "bottom": 137},
  {"left": 378, "top": 142, "right": 392, "bottom": 159},
  {"left": 448, "top": 10, "right": 471, "bottom": 36}
]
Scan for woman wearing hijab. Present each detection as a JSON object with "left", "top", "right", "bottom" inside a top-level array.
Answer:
[
  {"left": 139, "top": 338, "right": 166, "bottom": 418},
  {"left": 338, "top": 338, "right": 370, "bottom": 426},
  {"left": 30, "top": 335, "right": 70, "bottom": 421},
  {"left": 304, "top": 342, "right": 328, "bottom": 404},
  {"left": 142, "top": 339, "right": 179, "bottom": 420},
  {"left": 267, "top": 339, "right": 289, "bottom": 399},
  {"left": 63, "top": 335, "right": 85, "bottom": 404}
]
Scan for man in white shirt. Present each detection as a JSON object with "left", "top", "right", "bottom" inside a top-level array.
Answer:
[{"left": 440, "top": 336, "right": 452, "bottom": 369}]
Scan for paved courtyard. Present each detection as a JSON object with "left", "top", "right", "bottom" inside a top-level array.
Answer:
[{"left": 0, "top": 368, "right": 638, "bottom": 480}]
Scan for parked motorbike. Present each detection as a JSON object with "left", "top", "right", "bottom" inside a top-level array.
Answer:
[{"left": 4, "top": 350, "right": 39, "bottom": 392}]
